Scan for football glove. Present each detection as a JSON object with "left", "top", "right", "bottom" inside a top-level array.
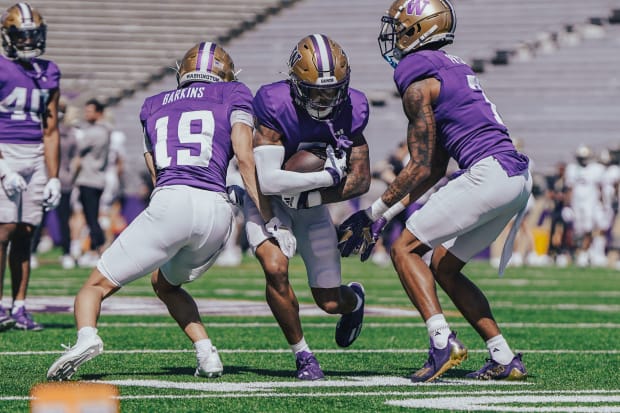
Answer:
[
  {"left": 1, "top": 171, "right": 27, "bottom": 197},
  {"left": 42, "top": 178, "right": 61, "bottom": 211},
  {"left": 324, "top": 145, "right": 347, "bottom": 186},
  {"left": 337, "top": 209, "right": 374, "bottom": 257},
  {"left": 359, "top": 216, "right": 388, "bottom": 262},
  {"left": 265, "top": 216, "right": 296, "bottom": 259}
]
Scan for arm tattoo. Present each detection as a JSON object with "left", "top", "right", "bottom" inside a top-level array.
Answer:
[
  {"left": 383, "top": 81, "right": 437, "bottom": 206},
  {"left": 253, "top": 124, "right": 283, "bottom": 147}
]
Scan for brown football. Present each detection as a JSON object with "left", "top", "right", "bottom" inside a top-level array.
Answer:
[{"left": 283, "top": 148, "right": 326, "bottom": 173}]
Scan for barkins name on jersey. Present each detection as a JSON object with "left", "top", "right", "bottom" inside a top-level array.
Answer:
[{"left": 162, "top": 86, "right": 205, "bottom": 106}]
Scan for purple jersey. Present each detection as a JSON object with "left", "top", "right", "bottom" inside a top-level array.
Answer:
[
  {"left": 0, "top": 55, "right": 61, "bottom": 143},
  {"left": 140, "top": 81, "right": 253, "bottom": 192},
  {"left": 394, "top": 50, "right": 528, "bottom": 176},
  {"left": 253, "top": 80, "right": 369, "bottom": 162}
]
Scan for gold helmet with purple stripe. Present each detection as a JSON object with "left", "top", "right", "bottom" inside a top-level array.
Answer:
[
  {"left": 176, "top": 41, "right": 236, "bottom": 87},
  {"left": 1, "top": 2, "right": 46, "bottom": 60},
  {"left": 288, "top": 34, "right": 350, "bottom": 121},
  {"left": 379, "top": 0, "right": 456, "bottom": 68}
]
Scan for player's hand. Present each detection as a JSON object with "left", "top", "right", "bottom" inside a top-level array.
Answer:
[
  {"left": 360, "top": 216, "right": 388, "bottom": 262},
  {"left": 226, "top": 185, "right": 246, "bottom": 207},
  {"left": 324, "top": 145, "right": 347, "bottom": 186},
  {"left": 337, "top": 209, "right": 374, "bottom": 257},
  {"left": 281, "top": 191, "right": 309, "bottom": 209},
  {"left": 42, "top": 177, "right": 61, "bottom": 211},
  {"left": 1, "top": 171, "right": 27, "bottom": 197},
  {"left": 265, "top": 217, "right": 297, "bottom": 258}
]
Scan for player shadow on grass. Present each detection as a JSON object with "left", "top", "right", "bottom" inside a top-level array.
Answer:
[
  {"left": 224, "top": 365, "right": 392, "bottom": 379},
  {"left": 76, "top": 367, "right": 476, "bottom": 382},
  {"left": 36, "top": 322, "right": 76, "bottom": 329}
]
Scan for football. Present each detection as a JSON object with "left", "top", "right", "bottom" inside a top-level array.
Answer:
[{"left": 283, "top": 148, "right": 326, "bottom": 173}]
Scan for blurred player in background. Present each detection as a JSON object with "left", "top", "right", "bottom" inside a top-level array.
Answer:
[
  {"left": 246, "top": 34, "right": 370, "bottom": 380},
  {"left": 564, "top": 144, "right": 605, "bottom": 267},
  {"left": 71, "top": 98, "right": 112, "bottom": 267},
  {"left": 339, "top": 0, "right": 530, "bottom": 382},
  {"left": 0, "top": 2, "right": 61, "bottom": 332},
  {"left": 47, "top": 41, "right": 270, "bottom": 380}
]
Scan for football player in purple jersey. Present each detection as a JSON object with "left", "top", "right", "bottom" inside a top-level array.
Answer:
[
  {"left": 48, "top": 42, "right": 271, "bottom": 381},
  {"left": 245, "top": 34, "right": 370, "bottom": 380},
  {"left": 0, "top": 3, "right": 61, "bottom": 332},
  {"left": 338, "top": 0, "right": 530, "bottom": 382}
]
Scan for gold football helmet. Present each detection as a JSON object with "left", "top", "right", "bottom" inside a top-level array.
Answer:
[
  {"left": 379, "top": 0, "right": 456, "bottom": 68},
  {"left": 288, "top": 34, "right": 350, "bottom": 121},
  {"left": 176, "top": 42, "right": 236, "bottom": 87},
  {"left": 1, "top": 2, "right": 46, "bottom": 60}
]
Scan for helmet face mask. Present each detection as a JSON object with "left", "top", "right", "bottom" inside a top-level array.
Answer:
[
  {"left": 176, "top": 42, "right": 236, "bottom": 88},
  {"left": 1, "top": 3, "right": 47, "bottom": 60},
  {"left": 379, "top": 0, "right": 456, "bottom": 68},
  {"left": 288, "top": 34, "right": 350, "bottom": 121}
]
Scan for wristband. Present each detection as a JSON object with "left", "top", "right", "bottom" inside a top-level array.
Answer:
[
  {"left": 368, "top": 198, "right": 389, "bottom": 221},
  {"left": 383, "top": 201, "right": 406, "bottom": 221},
  {"left": 306, "top": 191, "right": 322, "bottom": 208},
  {"left": 324, "top": 167, "right": 341, "bottom": 185}
]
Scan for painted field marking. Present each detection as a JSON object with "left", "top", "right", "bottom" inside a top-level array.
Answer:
[{"left": 386, "top": 394, "right": 620, "bottom": 412}]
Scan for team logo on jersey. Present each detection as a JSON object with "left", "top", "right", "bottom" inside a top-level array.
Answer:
[{"left": 406, "top": 0, "right": 430, "bottom": 16}]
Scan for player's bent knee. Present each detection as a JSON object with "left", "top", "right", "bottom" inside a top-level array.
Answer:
[{"left": 312, "top": 288, "right": 341, "bottom": 314}]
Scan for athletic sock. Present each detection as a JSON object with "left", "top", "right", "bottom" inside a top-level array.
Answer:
[
  {"left": 486, "top": 334, "right": 515, "bottom": 365},
  {"left": 426, "top": 314, "right": 451, "bottom": 349},
  {"left": 291, "top": 337, "right": 310, "bottom": 355},
  {"left": 194, "top": 338, "right": 214, "bottom": 359},
  {"left": 11, "top": 300, "right": 25, "bottom": 314},
  {"left": 77, "top": 326, "right": 98, "bottom": 342}
]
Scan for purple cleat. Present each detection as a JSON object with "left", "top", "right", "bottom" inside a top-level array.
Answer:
[
  {"left": 466, "top": 353, "right": 528, "bottom": 381},
  {"left": 411, "top": 331, "right": 468, "bottom": 382},
  {"left": 335, "top": 282, "right": 365, "bottom": 347},
  {"left": 0, "top": 305, "right": 16, "bottom": 332},
  {"left": 295, "top": 351, "right": 324, "bottom": 380},
  {"left": 11, "top": 307, "right": 43, "bottom": 331}
]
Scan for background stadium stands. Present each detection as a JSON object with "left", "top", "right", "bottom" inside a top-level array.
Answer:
[{"left": 31, "top": 0, "right": 620, "bottom": 193}]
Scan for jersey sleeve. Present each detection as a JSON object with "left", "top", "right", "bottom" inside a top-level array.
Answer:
[
  {"left": 350, "top": 90, "right": 370, "bottom": 141},
  {"left": 253, "top": 85, "right": 284, "bottom": 134},
  {"left": 139, "top": 98, "right": 153, "bottom": 153},
  {"left": 393, "top": 52, "right": 438, "bottom": 96},
  {"left": 229, "top": 82, "right": 254, "bottom": 118}
]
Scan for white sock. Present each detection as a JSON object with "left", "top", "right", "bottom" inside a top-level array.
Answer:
[
  {"left": 194, "top": 338, "right": 214, "bottom": 358},
  {"left": 77, "top": 326, "right": 98, "bottom": 341},
  {"left": 426, "top": 314, "right": 451, "bottom": 349},
  {"left": 11, "top": 300, "right": 25, "bottom": 314},
  {"left": 291, "top": 337, "right": 310, "bottom": 355},
  {"left": 486, "top": 334, "right": 514, "bottom": 365}
]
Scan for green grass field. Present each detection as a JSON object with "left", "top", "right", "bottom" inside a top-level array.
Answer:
[{"left": 1, "top": 250, "right": 619, "bottom": 412}]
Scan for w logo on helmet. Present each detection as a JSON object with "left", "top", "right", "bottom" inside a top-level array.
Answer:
[{"left": 406, "top": 0, "right": 430, "bottom": 15}]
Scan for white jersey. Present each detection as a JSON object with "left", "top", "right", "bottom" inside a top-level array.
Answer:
[
  {"left": 601, "top": 164, "right": 620, "bottom": 210},
  {"left": 565, "top": 162, "right": 604, "bottom": 206}
]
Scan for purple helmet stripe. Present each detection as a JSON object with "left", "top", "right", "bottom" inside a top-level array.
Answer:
[
  {"left": 196, "top": 42, "right": 206, "bottom": 71},
  {"left": 206, "top": 42, "right": 216, "bottom": 73},
  {"left": 310, "top": 34, "right": 334, "bottom": 77}
]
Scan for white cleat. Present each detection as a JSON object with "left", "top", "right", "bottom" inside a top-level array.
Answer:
[
  {"left": 47, "top": 335, "right": 103, "bottom": 381},
  {"left": 195, "top": 346, "right": 223, "bottom": 378}
]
